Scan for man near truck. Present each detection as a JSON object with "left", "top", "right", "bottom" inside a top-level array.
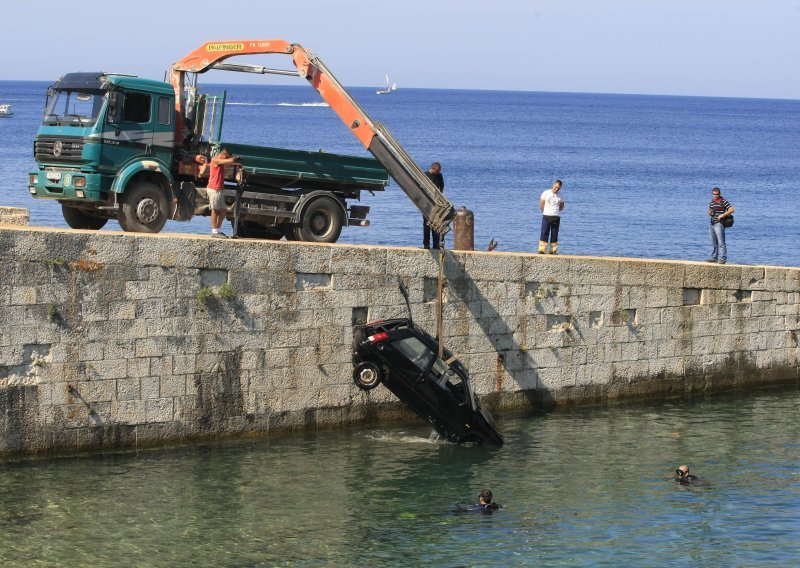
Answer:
[
  {"left": 423, "top": 162, "right": 445, "bottom": 249},
  {"left": 207, "top": 148, "right": 242, "bottom": 238}
]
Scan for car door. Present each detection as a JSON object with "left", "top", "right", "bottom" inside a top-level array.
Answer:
[{"left": 380, "top": 333, "right": 438, "bottom": 412}]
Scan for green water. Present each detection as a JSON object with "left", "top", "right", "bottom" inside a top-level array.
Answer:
[{"left": 2, "top": 387, "right": 799, "bottom": 567}]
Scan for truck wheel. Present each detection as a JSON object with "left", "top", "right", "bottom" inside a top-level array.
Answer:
[
  {"left": 237, "top": 221, "right": 283, "bottom": 240},
  {"left": 118, "top": 182, "right": 168, "bottom": 233},
  {"left": 292, "top": 196, "right": 343, "bottom": 243},
  {"left": 61, "top": 204, "right": 108, "bottom": 230},
  {"left": 353, "top": 361, "right": 383, "bottom": 391}
]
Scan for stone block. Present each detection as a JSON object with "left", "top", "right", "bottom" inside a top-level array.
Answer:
[
  {"left": 0, "top": 206, "right": 30, "bottom": 226},
  {"left": 569, "top": 258, "right": 620, "bottom": 285},
  {"left": 465, "top": 252, "right": 523, "bottom": 282},
  {"left": 289, "top": 245, "right": 332, "bottom": 274},
  {"left": 108, "top": 301, "right": 137, "bottom": 320},
  {"left": 116, "top": 378, "right": 141, "bottom": 401},
  {"left": 141, "top": 377, "right": 160, "bottom": 399},
  {"left": 384, "top": 248, "right": 439, "bottom": 278},
  {"left": 111, "top": 400, "right": 147, "bottom": 425},
  {"left": 330, "top": 247, "right": 387, "bottom": 276},
  {"left": 611, "top": 359, "right": 650, "bottom": 381},
  {"left": 644, "top": 261, "right": 686, "bottom": 288},
  {"left": 684, "top": 263, "right": 742, "bottom": 290},
  {"left": 760, "top": 316, "right": 786, "bottom": 332},
  {"left": 521, "top": 255, "right": 570, "bottom": 283},
  {"left": 160, "top": 376, "right": 186, "bottom": 397},
  {"left": 575, "top": 362, "right": 611, "bottom": 386},
  {"left": 762, "top": 267, "right": 800, "bottom": 292},
  {"left": 617, "top": 260, "right": 649, "bottom": 286},
  {"left": 74, "top": 379, "right": 116, "bottom": 403},
  {"left": 537, "top": 366, "right": 574, "bottom": 390},
  {"left": 10, "top": 287, "right": 37, "bottom": 305},
  {"left": 145, "top": 398, "right": 174, "bottom": 423},
  {"left": 126, "top": 357, "right": 149, "bottom": 378},
  {"left": 741, "top": 266, "right": 766, "bottom": 290},
  {"left": 89, "top": 359, "right": 129, "bottom": 380}
]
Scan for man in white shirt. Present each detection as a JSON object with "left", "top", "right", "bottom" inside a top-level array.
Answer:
[{"left": 538, "top": 179, "right": 565, "bottom": 254}]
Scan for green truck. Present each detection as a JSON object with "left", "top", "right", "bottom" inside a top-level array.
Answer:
[{"left": 27, "top": 72, "right": 390, "bottom": 242}]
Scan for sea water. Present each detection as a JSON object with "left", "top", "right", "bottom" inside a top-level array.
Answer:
[
  {"left": 1, "top": 81, "right": 798, "bottom": 266},
  {"left": 1, "top": 387, "right": 798, "bottom": 566},
  {"left": 1, "top": 81, "right": 799, "bottom": 565}
]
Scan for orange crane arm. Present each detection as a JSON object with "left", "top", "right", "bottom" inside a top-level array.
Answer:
[
  {"left": 171, "top": 39, "right": 375, "bottom": 148},
  {"left": 170, "top": 39, "right": 454, "bottom": 234}
]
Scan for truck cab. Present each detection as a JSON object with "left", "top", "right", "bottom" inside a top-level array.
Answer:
[{"left": 29, "top": 72, "right": 178, "bottom": 231}]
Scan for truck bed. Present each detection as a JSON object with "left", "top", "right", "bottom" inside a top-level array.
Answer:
[{"left": 222, "top": 142, "right": 390, "bottom": 192}]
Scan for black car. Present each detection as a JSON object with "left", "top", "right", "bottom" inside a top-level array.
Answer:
[{"left": 352, "top": 318, "right": 503, "bottom": 446}]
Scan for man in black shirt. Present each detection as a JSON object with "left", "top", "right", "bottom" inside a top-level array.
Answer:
[{"left": 423, "top": 162, "right": 445, "bottom": 249}]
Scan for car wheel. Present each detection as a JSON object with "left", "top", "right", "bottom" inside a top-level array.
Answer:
[
  {"left": 353, "top": 361, "right": 383, "bottom": 391},
  {"left": 292, "top": 196, "right": 343, "bottom": 243},
  {"left": 118, "top": 182, "right": 168, "bottom": 233},
  {"left": 61, "top": 204, "right": 108, "bottom": 230}
]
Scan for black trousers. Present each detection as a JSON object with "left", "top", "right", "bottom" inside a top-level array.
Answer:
[{"left": 423, "top": 220, "right": 442, "bottom": 249}]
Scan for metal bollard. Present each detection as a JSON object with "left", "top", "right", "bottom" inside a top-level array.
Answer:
[{"left": 453, "top": 206, "right": 474, "bottom": 251}]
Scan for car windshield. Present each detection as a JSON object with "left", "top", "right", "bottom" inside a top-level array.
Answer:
[{"left": 43, "top": 90, "right": 105, "bottom": 126}]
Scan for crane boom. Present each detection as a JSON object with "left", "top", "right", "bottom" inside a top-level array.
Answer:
[{"left": 170, "top": 40, "right": 455, "bottom": 234}]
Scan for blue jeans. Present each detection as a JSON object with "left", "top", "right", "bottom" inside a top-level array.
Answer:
[{"left": 710, "top": 222, "right": 726, "bottom": 261}]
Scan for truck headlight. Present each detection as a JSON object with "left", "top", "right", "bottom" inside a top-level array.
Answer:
[
  {"left": 28, "top": 173, "right": 38, "bottom": 185},
  {"left": 74, "top": 176, "right": 86, "bottom": 189}
]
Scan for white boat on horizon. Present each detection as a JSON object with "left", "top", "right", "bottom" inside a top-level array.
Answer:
[
  {"left": 0, "top": 104, "right": 12, "bottom": 118},
  {"left": 376, "top": 75, "right": 397, "bottom": 95}
]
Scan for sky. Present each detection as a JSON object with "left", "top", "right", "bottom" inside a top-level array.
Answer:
[{"left": 2, "top": 0, "right": 798, "bottom": 99}]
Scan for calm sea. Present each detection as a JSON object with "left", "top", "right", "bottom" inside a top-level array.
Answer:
[
  {"left": 1, "top": 80, "right": 798, "bottom": 266},
  {"left": 1, "top": 387, "right": 799, "bottom": 566},
  {"left": 1, "top": 80, "right": 799, "bottom": 565}
]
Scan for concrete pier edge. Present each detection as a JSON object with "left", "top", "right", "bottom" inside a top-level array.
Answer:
[{"left": 1, "top": 207, "right": 798, "bottom": 458}]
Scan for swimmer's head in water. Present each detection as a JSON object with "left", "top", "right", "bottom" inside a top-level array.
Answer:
[
  {"left": 479, "top": 489, "right": 493, "bottom": 504},
  {"left": 676, "top": 465, "right": 690, "bottom": 478}
]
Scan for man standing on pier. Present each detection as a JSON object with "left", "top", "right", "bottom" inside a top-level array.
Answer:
[
  {"left": 207, "top": 148, "right": 242, "bottom": 238},
  {"left": 423, "top": 162, "right": 445, "bottom": 249},
  {"left": 539, "top": 179, "right": 565, "bottom": 254},
  {"left": 706, "top": 186, "right": 734, "bottom": 264}
]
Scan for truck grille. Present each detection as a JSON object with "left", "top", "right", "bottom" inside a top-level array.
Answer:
[{"left": 35, "top": 137, "right": 85, "bottom": 162}]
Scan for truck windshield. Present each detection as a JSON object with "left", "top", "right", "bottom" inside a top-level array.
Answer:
[{"left": 43, "top": 90, "right": 105, "bottom": 127}]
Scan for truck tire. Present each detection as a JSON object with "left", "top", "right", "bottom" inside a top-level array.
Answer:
[
  {"left": 118, "top": 182, "right": 168, "bottom": 233},
  {"left": 237, "top": 221, "right": 284, "bottom": 240},
  {"left": 61, "top": 204, "right": 108, "bottom": 230},
  {"left": 291, "top": 196, "right": 343, "bottom": 243}
]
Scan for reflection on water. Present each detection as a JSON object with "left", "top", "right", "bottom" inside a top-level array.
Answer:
[{"left": 2, "top": 387, "right": 799, "bottom": 566}]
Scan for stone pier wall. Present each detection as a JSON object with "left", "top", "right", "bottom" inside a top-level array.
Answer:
[{"left": 1, "top": 207, "right": 798, "bottom": 457}]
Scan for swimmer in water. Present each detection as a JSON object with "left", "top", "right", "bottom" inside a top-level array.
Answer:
[
  {"left": 674, "top": 464, "right": 699, "bottom": 484},
  {"left": 453, "top": 488, "right": 502, "bottom": 513},
  {"left": 470, "top": 488, "right": 501, "bottom": 512}
]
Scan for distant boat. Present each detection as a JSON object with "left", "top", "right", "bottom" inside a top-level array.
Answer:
[
  {"left": 376, "top": 75, "right": 397, "bottom": 95},
  {"left": 0, "top": 104, "right": 12, "bottom": 118}
]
